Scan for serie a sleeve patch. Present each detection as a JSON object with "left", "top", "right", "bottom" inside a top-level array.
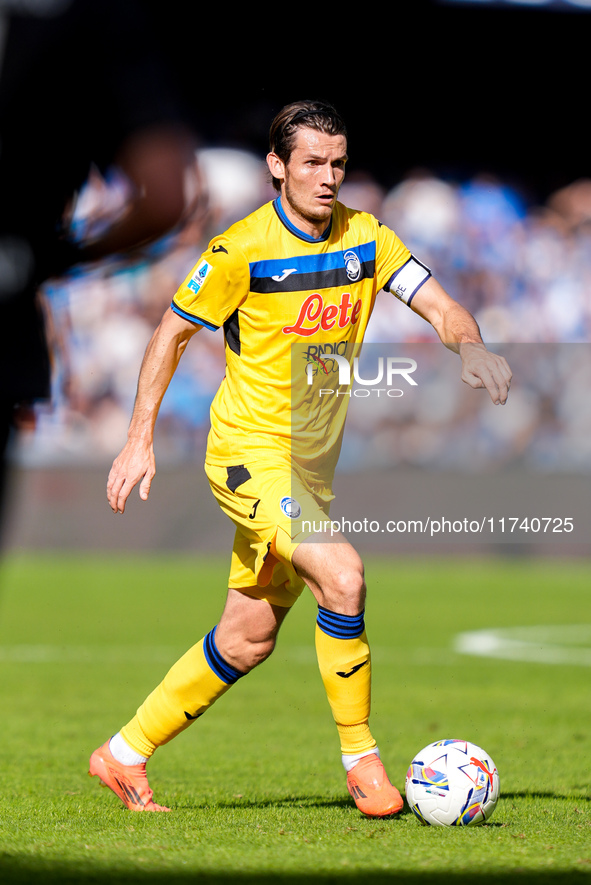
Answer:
[
  {"left": 187, "top": 259, "right": 213, "bottom": 294},
  {"left": 385, "top": 255, "right": 431, "bottom": 305}
]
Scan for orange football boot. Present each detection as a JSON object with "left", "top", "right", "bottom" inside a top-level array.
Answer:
[
  {"left": 89, "top": 740, "right": 170, "bottom": 812},
  {"left": 346, "top": 753, "right": 404, "bottom": 817}
]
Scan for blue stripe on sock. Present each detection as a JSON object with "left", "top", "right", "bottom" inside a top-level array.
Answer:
[
  {"left": 316, "top": 606, "right": 365, "bottom": 639},
  {"left": 203, "top": 627, "right": 245, "bottom": 684}
]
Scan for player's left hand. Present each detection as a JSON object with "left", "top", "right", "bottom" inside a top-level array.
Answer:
[{"left": 459, "top": 342, "right": 512, "bottom": 405}]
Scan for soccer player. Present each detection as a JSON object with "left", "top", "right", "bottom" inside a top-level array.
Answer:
[{"left": 90, "top": 100, "right": 511, "bottom": 816}]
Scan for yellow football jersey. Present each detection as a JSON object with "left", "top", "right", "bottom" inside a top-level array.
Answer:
[{"left": 172, "top": 197, "right": 415, "bottom": 479}]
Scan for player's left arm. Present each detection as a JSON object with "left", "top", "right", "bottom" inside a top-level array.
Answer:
[{"left": 410, "top": 276, "right": 512, "bottom": 405}]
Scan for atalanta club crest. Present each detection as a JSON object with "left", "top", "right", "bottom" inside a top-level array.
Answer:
[
  {"left": 344, "top": 250, "right": 361, "bottom": 282},
  {"left": 280, "top": 497, "right": 301, "bottom": 519}
]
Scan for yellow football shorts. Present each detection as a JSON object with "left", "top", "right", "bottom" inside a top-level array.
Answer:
[{"left": 204, "top": 456, "right": 334, "bottom": 608}]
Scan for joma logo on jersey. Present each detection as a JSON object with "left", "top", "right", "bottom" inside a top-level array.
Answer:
[{"left": 283, "top": 292, "right": 362, "bottom": 337}]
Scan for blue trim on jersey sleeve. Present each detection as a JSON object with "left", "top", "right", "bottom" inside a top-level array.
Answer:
[{"left": 171, "top": 300, "right": 219, "bottom": 331}]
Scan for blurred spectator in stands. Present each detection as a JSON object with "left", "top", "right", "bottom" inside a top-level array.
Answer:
[
  {"left": 0, "top": 0, "right": 198, "bottom": 541},
  {"left": 338, "top": 171, "right": 386, "bottom": 218},
  {"left": 547, "top": 179, "right": 591, "bottom": 231}
]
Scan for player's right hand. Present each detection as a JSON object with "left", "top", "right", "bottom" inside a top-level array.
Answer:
[{"left": 107, "top": 439, "right": 155, "bottom": 514}]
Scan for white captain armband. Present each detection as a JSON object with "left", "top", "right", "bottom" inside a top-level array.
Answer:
[{"left": 385, "top": 255, "right": 431, "bottom": 306}]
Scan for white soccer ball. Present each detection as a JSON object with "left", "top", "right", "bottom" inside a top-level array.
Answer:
[{"left": 405, "top": 739, "right": 500, "bottom": 826}]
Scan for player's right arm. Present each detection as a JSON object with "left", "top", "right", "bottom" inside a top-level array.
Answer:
[
  {"left": 108, "top": 230, "right": 246, "bottom": 513},
  {"left": 107, "top": 307, "right": 200, "bottom": 514}
]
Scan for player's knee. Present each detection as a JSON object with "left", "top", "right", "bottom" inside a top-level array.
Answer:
[{"left": 324, "top": 561, "right": 366, "bottom": 614}]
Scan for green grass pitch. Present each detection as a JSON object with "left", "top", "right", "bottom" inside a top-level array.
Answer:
[{"left": 0, "top": 552, "right": 589, "bottom": 883}]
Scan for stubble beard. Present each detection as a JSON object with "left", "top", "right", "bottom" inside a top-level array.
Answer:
[{"left": 283, "top": 179, "right": 335, "bottom": 230}]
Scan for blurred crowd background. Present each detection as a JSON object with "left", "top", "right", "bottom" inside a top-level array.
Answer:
[
  {"left": 25, "top": 151, "right": 591, "bottom": 475},
  {"left": 2, "top": 0, "right": 589, "bottom": 480}
]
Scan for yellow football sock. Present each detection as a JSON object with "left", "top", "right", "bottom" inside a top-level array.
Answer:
[
  {"left": 315, "top": 606, "right": 377, "bottom": 756},
  {"left": 120, "top": 627, "right": 243, "bottom": 758}
]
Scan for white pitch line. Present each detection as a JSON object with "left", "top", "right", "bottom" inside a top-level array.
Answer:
[
  {"left": 0, "top": 644, "right": 181, "bottom": 664},
  {"left": 454, "top": 625, "right": 591, "bottom": 666},
  {"left": 0, "top": 643, "right": 450, "bottom": 667},
  {"left": 2, "top": 628, "right": 590, "bottom": 667}
]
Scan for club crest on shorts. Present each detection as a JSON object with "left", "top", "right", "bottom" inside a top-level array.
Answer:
[{"left": 280, "top": 496, "right": 301, "bottom": 519}]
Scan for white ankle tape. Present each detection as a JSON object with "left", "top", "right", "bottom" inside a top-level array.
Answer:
[
  {"left": 342, "top": 746, "right": 380, "bottom": 772},
  {"left": 109, "top": 732, "right": 148, "bottom": 766}
]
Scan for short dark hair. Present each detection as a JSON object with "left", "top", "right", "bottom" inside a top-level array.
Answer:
[{"left": 268, "top": 99, "right": 347, "bottom": 191}]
